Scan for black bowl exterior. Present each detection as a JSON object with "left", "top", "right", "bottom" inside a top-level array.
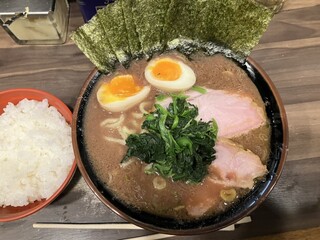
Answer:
[{"left": 72, "top": 58, "right": 288, "bottom": 235}]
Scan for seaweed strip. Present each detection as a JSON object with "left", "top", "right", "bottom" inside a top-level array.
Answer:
[
  {"left": 71, "top": 15, "right": 118, "bottom": 72},
  {"left": 71, "top": 28, "right": 106, "bottom": 72},
  {"left": 120, "top": 0, "right": 142, "bottom": 59},
  {"left": 163, "top": 0, "right": 204, "bottom": 55},
  {"left": 195, "top": 0, "right": 273, "bottom": 57},
  {"left": 83, "top": 16, "right": 118, "bottom": 70},
  {"left": 72, "top": 0, "right": 273, "bottom": 70},
  {"left": 97, "top": 2, "right": 131, "bottom": 67},
  {"left": 166, "top": 37, "right": 201, "bottom": 56},
  {"left": 132, "top": 0, "right": 171, "bottom": 58}
]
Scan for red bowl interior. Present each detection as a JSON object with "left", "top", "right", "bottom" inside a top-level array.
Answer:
[{"left": 0, "top": 88, "right": 77, "bottom": 222}]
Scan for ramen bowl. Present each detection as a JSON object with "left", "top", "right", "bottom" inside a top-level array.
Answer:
[
  {"left": 0, "top": 88, "right": 77, "bottom": 222},
  {"left": 72, "top": 56, "right": 288, "bottom": 235}
]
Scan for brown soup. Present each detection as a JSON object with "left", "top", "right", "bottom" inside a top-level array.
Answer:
[{"left": 83, "top": 52, "right": 270, "bottom": 220}]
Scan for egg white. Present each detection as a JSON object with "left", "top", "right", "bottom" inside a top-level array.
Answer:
[
  {"left": 144, "top": 58, "right": 196, "bottom": 93},
  {"left": 97, "top": 84, "right": 151, "bottom": 112}
]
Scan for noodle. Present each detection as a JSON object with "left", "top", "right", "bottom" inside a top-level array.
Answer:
[
  {"left": 123, "top": 126, "right": 136, "bottom": 135},
  {"left": 131, "top": 120, "right": 139, "bottom": 128},
  {"left": 120, "top": 158, "right": 135, "bottom": 168},
  {"left": 118, "top": 126, "right": 136, "bottom": 140},
  {"left": 104, "top": 136, "right": 126, "bottom": 145},
  {"left": 100, "top": 114, "right": 125, "bottom": 128},
  {"left": 132, "top": 112, "right": 144, "bottom": 119},
  {"left": 259, "top": 133, "right": 268, "bottom": 141},
  {"left": 139, "top": 101, "right": 153, "bottom": 114}
]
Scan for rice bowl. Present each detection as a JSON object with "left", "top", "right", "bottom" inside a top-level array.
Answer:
[{"left": 0, "top": 88, "right": 77, "bottom": 222}]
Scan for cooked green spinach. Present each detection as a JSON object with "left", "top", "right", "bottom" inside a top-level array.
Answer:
[{"left": 122, "top": 95, "right": 218, "bottom": 183}]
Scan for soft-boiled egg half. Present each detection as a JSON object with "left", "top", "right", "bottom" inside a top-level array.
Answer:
[
  {"left": 144, "top": 57, "right": 196, "bottom": 93},
  {"left": 97, "top": 74, "right": 150, "bottom": 112}
]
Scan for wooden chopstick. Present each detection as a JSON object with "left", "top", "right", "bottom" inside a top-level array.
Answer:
[
  {"left": 33, "top": 216, "right": 251, "bottom": 232},
  {"left": 33, "top": 223, "right": 143, "bottom": 230},
  {"left": 33, "top": 217, "right": 251, "bottom": 240},
  {"left": 123, "top": 234, "right": 174, "bottom": 240}
]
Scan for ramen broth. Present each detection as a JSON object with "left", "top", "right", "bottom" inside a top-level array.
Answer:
[{"left": 83, "top": 52, "right": 270, "bottom": 220}]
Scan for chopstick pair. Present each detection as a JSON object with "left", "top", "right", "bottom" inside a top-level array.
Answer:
[
  {"left": 33, "top": 216, "right": 251, "bottom": 239},
  {"left": 33, "top": 216, "right": 251, "bottom": 230}
]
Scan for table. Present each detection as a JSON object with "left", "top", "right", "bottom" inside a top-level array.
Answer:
[{"left": 1, "top": 1, "right": 319, "bottom": 239}]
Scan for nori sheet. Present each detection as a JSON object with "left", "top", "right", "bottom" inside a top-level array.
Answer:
[
  {"left": 71, "top": 28, "right": 106, "bottom": 71},
  {"left": 163, "top": 0, "right": 204, "bottom": 55},
  {"left": 120, "top": 0, "right": 142, "bottom": 58},
  {"left": 71, "top": 0, "right": 273, "bottom": 70},
  {"left": 132, "top": 0, "right": 171, "bottom": 58},
  {"left": 166, "top": 37, "right": 201, "bottom": 56},
  {"left": 195, "top": 0, "right": 273, "bottom": 57},
  {"left": 97, "top": 2, "right": 131, "bottom": 67},
  {"left": 71, "top": 15, "right": 117, "bottom": 72}
]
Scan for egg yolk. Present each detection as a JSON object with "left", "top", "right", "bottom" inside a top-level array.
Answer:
[
  {"left": 98, "top": 75, "right": 143, "bottom": 103},
  {"left": 151, "top": 59, "right": 182, "bottom": 81}
]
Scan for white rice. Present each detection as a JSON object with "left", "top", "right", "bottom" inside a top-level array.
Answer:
[{"left": 0, "top": 98, "right": 74, "bottom": 207}]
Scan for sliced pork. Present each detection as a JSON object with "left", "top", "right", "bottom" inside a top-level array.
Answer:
[
  {"left": 187, "top": 89, "right": 266, "bottom": 137},
  {"left": 209, "top": 139, "right": 267, "bottom": 189},
  {"left": 158, "top": 88, "right": 266, "bottom": 138},
  {"left": 185, "top": 139, "right": 267, "bottom": 217}
]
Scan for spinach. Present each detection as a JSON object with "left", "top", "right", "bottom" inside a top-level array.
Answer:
[{"left": 122, "top": 95, "right": 218, "bottom": 183}]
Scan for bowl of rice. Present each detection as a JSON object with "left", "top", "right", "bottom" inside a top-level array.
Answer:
[{"left": 0, "top": 88, "right": 76, "bottom": 222}]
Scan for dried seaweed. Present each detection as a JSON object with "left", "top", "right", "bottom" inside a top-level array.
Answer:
[
  {"left": 120, "top": 0, "right": 142, "bottom": 58},
  {"left": 166, "top": 37, "right": 201, "bottom": 56},
  {"left": 164, "top": 0, "right": 198, "bottom": 40},
  {"left": 83, "top": 16, "right": 118, "bottom": 66},
  {"left": 72, "top": 0, "right": 273, "bottom": 71},
  {"left": 163, "top": 0, "right": 204, "bottom": 55},
  {"left": 71, "top": 28, "right": 106, "bottom": 71},
  {"left": 71, "top": 15, "right": 117, "bottom": 72},
  {"left": 97, "top": 3, "right": 131, "bottom": 67},
  {"left": 132, "top": 0, "right": 171, "bottom": 58},
  {"left": 195, "top": 0, "right": 273, "bottom": 57}
]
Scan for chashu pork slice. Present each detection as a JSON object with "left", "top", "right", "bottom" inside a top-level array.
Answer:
[
  {"left": 209, "top": 139, "right": 267, "bottom": 189},
  {"left": 186, "top": 89, "right": 267, "bottom": 138},
  {"left": 158, "top": 88, "right": 266, "bottom": 138},
  {"left": 185, "top": 139, "right": 267, "bottom": 217}
]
